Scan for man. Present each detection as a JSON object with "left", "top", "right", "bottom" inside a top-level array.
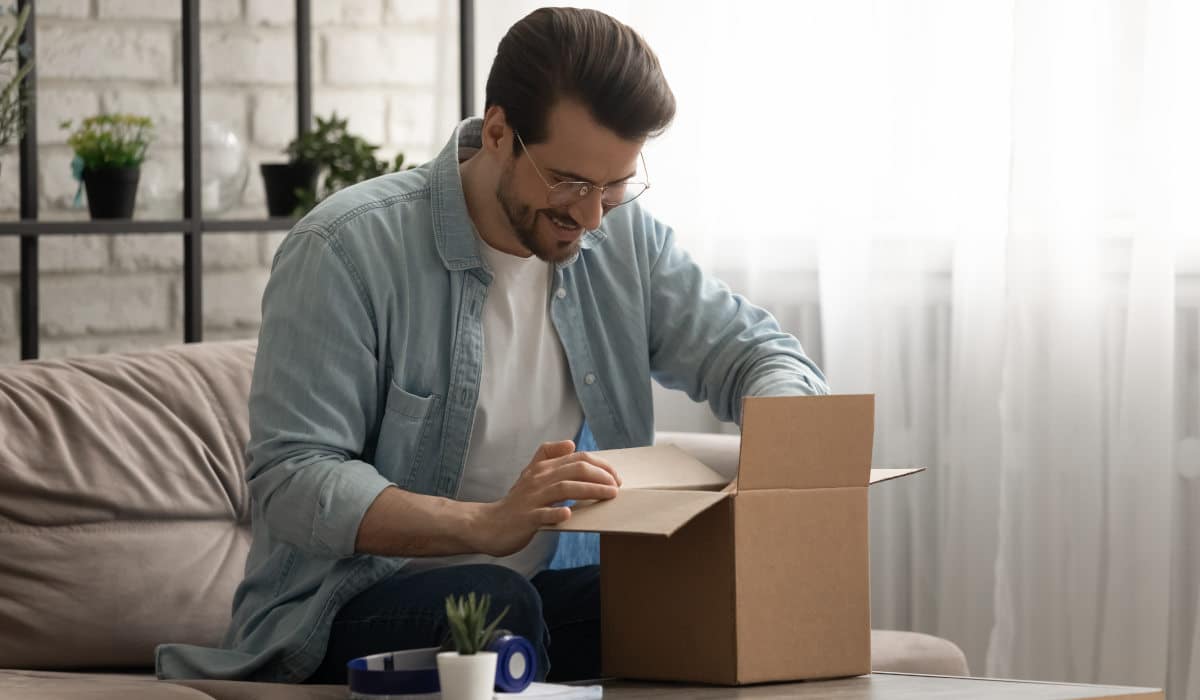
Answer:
[{"left": 156, "top": 6, "right": 827, "bottom": 686}]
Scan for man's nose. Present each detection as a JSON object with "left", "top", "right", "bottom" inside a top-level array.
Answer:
[{"left": 567, "top": 189, "right": 605, "bottom": 231}]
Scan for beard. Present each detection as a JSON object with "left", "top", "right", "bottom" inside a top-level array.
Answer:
[{"left": 495, "top": 160, "right": 584, "bottom": 263}]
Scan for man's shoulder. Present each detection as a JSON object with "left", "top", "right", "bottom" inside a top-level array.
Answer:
[{"left": 291, "top": 165, "right": 435, "bottom": 241}]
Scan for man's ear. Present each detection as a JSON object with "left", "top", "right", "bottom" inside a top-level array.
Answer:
[{"left": 481, "top": 105, "right": 511, "bottom": 157}]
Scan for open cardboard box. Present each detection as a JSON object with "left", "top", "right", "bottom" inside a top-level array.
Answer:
[{"left": 546, "top": 394, "right": 923, "bottom": 685}]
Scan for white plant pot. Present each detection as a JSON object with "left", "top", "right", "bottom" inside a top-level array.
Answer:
[{"left": 436, "top": 650, "right": 497, "bottom": 700}]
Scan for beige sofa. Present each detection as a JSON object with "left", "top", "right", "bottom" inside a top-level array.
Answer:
[{"left": 0, "top": 340, "right": 968, "bottom": 699}]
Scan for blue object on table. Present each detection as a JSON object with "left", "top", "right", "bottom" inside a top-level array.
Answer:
[{"left": 347, "top": 632, "right": 536, "bottom": 697}]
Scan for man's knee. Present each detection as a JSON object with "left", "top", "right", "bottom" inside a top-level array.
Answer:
[{"left": 453, "top": 565, "right": 544, "bottom": 639}]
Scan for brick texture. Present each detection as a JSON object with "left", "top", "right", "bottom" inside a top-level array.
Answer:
[
  {"left": 35, "top": 1, "right": 92, "bottom": 19},
  {"left": 37, "top": 89, "right": 102, "bottom": 146},
  {"left": 41, "top": 274, "right": 172, "bottom": 337},
  {"left": 39, "top": 25, "right": 174, "bottom": 82},
  {"left": 202, "top": 30, "right": 295, "bottom": 85},
  {"left": 1, "top": 0, "right": 444, "bottom": 362},
  {"left": 386, "top": 0, "right": 440, "bottom": 25},
  {"left": 200, "top": 269, "right": 270, "bottom": 330},
  {"left": 323, "top": 31, "right": 438, "bottom": 86},
  {"left": 0, "top": 282, "right": 14, "bottom": 340}
]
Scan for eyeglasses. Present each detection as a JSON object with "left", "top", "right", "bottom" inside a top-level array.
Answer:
[{"left": 514, "top": 130, "right": 650, "bottom": 210}]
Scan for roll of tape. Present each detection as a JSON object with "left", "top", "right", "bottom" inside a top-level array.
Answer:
[
  {"left": 489, "top": 633, "right": 535, "bottom": 693},
  {"left": 346, "top": 632, "right": 536, "bottom": 697}
]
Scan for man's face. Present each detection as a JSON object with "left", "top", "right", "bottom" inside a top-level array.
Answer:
[{"left": 495, "top": 100, "right": 644, "bottom": 263}]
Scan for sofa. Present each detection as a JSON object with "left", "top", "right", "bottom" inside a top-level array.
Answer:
[{"left": 0, "top": 340, "right": 968, "bottom": 699}]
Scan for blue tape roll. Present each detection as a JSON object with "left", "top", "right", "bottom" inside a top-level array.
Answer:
[
  {"left": 346, "top": 632, "right": 536, "bottom": 696},
  {"left": 489, "top": 633, "right": 535, "bottom": 693}
]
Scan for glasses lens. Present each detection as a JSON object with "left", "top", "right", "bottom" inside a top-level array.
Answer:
[
  {"left": 602, "top": 182, "right": 648, "bottom": 207},
  {"left": 547, "top": 183, "right": 587, "bottom": 208},
  {"left": 546, "top": 181, "right": 649, "bottom": 209}
]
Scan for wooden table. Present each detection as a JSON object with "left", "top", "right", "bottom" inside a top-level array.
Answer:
[{"left": 597, "top": 672, "right": 1165, "bottom": 699}]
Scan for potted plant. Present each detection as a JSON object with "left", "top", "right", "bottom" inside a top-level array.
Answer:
[
  {"left": 0, "top": 3, "right": 33, "bottom": 180},
  {"left": 261, "top": 112, "right": 411, "bottom": 217},
  {"left": 62, "top": 114, "right": 154, "bottom": 219},
  {"left": 438, "top": 593, "right": 509, "bottom": 700},
  {"left": 259, "top": 129, "right": 321, "bottom": 217}
]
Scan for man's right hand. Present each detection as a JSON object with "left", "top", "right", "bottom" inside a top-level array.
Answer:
[{"left": 471, "top": 440, "right": 622, "bottom": 557}]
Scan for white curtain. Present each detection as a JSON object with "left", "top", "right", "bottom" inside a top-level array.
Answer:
[{"left": 461, "top": 2, "right": 1200, "bottom": 696}]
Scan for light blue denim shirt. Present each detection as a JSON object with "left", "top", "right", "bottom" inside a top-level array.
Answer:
[{"left": 155, "top": 119, "right": 828, "bottom": 682}]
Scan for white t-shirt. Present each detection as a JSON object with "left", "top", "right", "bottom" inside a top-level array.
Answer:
[{"left": 403, "top": 235, "right": 584, "bottom": 577}]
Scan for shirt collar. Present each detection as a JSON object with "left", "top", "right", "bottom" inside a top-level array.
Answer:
[{"left": 430, "top": 118, "right": 609, "bottom": 271}]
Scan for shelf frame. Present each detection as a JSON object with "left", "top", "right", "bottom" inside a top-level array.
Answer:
[
  {"left": 11, "top": 0, "right": 477, "bottom": 360},
  {"left": 10, "top": 0, "right": 315, "bottom": 359}
]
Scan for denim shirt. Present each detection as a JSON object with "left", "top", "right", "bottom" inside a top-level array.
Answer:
[{"left": 155, "top": 119, "right": 828, "bottom": 682}]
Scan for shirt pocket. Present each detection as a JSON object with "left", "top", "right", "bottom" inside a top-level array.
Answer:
[{"left": 373, "top": 380, "right": 440, "bottom": 490}]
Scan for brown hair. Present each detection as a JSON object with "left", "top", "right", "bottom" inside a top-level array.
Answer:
[{"left": 484, "top": 7, "right": 676, "bottom": 152}]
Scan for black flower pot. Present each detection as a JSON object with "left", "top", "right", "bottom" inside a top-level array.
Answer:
[
  {"left": 82, "top": 166, "right": 141, "bottom": 219},
  {"left": 261, "top": 161, "right": 320, "bottom": 217}
]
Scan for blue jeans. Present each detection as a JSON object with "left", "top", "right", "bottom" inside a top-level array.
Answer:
[{"left": 304, "top": 564, "right": 600, "bottom": 685}]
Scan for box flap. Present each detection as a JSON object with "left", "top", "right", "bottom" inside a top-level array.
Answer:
[
  {"left": 869, "top": 467, "right": 926, "bottom": 485},
  {"left": 545, "top": 489, "right": 730, "bottom": 536},
  {"left": 737, "top": 394, "right": 875, "bottom": 490},
  {"left": 601, "top": 444, "right": 730, "bottom": 491}
]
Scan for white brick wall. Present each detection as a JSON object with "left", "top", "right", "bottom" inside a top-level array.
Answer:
[
  {"left": 202, "top": 30, "right": 296, "bottom": 85},
  {"left": 324, "top": 31, "right": 438, "bottom": 86},
  {"left": 0, "top": 283, "right": 14, "bottom": 340},
  {"left": 0, "top": 0, "right": 448, "bottom": 362},
  {"left": 39, "top": 25, "right": 175, "bottom": 82},
  {"left": 33, "top": 0, "right": 90, "bottom": 20},
  {"left": 36, "top": 89, "right": 101, "bottom": 145},
  {"left": 41, "top": 274, "right": 173, "bottom": 336}
]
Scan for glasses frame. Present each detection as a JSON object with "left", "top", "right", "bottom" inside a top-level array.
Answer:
[{"left": 513, "top": 130, "right": 651, "bottom": 210}]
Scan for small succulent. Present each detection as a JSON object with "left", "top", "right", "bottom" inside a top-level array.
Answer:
[{"left": 444, "top": 593, "right": 509, "bottom": 656}]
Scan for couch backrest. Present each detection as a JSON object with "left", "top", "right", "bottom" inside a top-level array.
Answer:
[{"left": 0, "top": 341, "right": 257, "bottom": 669}]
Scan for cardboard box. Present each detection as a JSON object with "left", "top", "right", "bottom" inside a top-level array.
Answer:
[{"left": 549, "top": 394, "right": 922, "bottom": 685}]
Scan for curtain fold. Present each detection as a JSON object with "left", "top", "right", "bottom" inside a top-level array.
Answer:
[{"left": 461, "top": 2, "right": 1197, "bottom": 696}]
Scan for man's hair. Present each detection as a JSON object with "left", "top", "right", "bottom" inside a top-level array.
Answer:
[{"left": 484, "top": 7, "right": 676, "bottom": 152}]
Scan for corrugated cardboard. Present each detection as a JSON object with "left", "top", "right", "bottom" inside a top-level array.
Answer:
[{"left": 546, "top": 394, "right": 922, "bottom": 685}]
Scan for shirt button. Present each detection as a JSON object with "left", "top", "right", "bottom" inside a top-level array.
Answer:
[
  {"left": 584, "top": 373, "right": 596, "bottom": 385},
  {"left": 555, "top": 288, "right": 567, "bottom": 300}
]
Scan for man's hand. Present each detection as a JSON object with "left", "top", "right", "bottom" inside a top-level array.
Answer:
[{"left": 470, "top": 440, "right": 622, "bottom": 557}]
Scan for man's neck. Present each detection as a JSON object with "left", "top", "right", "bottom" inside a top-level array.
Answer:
[{"left": 459, "top": 153, "right": 528, "bottom": 257}]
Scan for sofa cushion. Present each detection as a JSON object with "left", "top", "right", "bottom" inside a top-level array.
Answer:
[{"left": 0, "top": 341, "right": 257, "bottom": 669}]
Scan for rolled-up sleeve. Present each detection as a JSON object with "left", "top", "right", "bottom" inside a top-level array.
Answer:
[
  {"left": 647, "top": 222, "right": 830, "bottom": 426},
  {"left": 244, "top": 228, "right": 393, "bottom": 559}
]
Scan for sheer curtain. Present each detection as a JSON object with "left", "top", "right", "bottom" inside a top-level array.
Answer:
[{"left": 459, "top": 2, "right": 1199, "bottom": 696}]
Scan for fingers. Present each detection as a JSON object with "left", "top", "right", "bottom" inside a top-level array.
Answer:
[
  {"left": 545, "top": 461, "right": 620, "bottom": 487},
  {"left": 541, "top": 451, "right": 623, "bottom": 486},
  {"left": 538, "top": 506, "right": 572, "bottom": 526},
  {"left": 534, "top": 440, "right": 576, "bottom": 462},
  {"left": 543, "top": 480, "right": 619, "bottom": 504},
  {"left": 579, "top": 451, "right": 622, "bottom": 487}
]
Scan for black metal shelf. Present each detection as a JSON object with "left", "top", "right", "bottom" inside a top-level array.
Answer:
[
  {"left": 12, "top": 0, "right": 314, "bottom": 359},
  {"left": 0, "top": 218, "right": 298, "bottom": 236},
  {"left": 12, "top": 0, "right": 476, "bottom": 360}
]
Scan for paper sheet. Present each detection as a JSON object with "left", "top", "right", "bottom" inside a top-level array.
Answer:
[{"left": 498, "top": 682, "right": 603, "bottom": 698}]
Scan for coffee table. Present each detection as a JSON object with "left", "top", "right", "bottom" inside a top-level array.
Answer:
[{"left": 597, "top": 672, "right": 1164, "bottom": 698}]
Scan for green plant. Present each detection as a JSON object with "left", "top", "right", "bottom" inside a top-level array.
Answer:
[
  {"left": 285, "top": 113, "right": 412, "bottom": 214},
  {"left": 0, "top": 4, "right": 33, "bottom": 148},
  {"left": 62, "top": 114, "right": 155, "bottom": 170},
  {"left": 444, "top": 593, "right": 509, "bottom": 656}
]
